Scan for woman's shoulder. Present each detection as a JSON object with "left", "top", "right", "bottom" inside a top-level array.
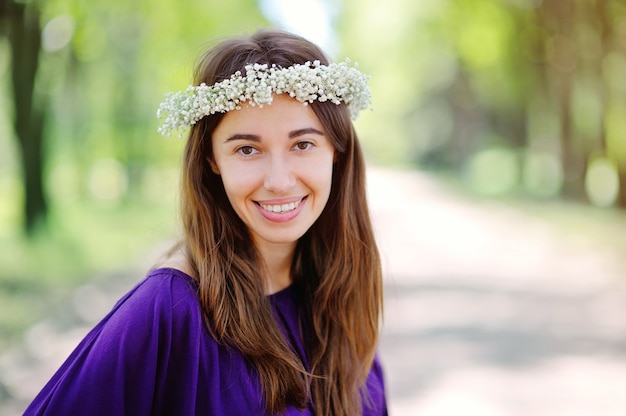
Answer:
[
  {"left": 152, "top": 246, "right": 197, "bottom": 280},
  {"left": 75, "top": 266, "right": 209, "bottom": 370},
  {"left": 120, "top": 268, "right": 200, "bottom": 319},
  {"left": 22, "top": 263, "right": 215, "bottom": 415},
  {"left": 104, "top": 261, "right": 202, "bottom": 336},
  {"left": 123, "top": 247, "right": 199, "bottom": 311}
]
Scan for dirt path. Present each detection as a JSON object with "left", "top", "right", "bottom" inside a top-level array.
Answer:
[
  {"left": 2, "top": 167, "right": 625, "bottom": 415},
  {"left": 369, "top": 168, "right": 626, "bottom": 415}
]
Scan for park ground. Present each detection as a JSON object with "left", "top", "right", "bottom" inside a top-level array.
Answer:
[{"left": 1, "top": 167, "right": 626, "bottom": 415}]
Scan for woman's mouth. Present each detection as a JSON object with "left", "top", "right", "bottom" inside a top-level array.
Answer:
[
  {"left": 258, "top": 198, "right": 303, "bottom": 213},
  {"left": 255, "top": 197, "right": 307, "bottom": 222}
]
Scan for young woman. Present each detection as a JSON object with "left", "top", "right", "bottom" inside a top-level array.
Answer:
[{"left": 25, "top": 29, "right": 387, "bottom": 415}]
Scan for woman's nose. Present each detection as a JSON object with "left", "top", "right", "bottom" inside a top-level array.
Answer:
[{"left": 264, "top": 155, "right": 296, "bottom": 194}]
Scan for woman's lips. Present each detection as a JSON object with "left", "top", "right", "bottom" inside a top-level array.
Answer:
[{"left": 255, "top": 196, "right": 307, "bottom": 222}]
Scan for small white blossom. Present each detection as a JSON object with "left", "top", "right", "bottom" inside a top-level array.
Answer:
[{"left": 156, "top": 59, "right": 372, "bottom": 137}]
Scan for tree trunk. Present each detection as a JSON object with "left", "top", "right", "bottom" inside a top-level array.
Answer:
[
  {"left": 537, "top": 0, "right": 587, "bottom": 201},
  {"left": 6, "top": 1, "right": 47, "bottom": 234}
]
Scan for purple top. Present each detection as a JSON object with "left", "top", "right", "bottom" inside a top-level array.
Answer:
[{"left": 24, "top": 268, "right": 388, "bottom": 415}]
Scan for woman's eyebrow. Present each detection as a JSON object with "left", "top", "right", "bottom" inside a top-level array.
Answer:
[
  {"left": 289, "top": 128, "right": 324, "bottom": 139},
  {"left": 223, "top": 128, "right": 324, "bottom": 143},
  {"left": 224, "top": 134, "right": 260, "bottom": 143}
]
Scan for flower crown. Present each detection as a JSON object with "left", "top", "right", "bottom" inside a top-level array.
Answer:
[{"left": 156, "top": 59, "right": 371, "bottom": 137}]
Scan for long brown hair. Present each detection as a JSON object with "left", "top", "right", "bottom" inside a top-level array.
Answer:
[{"left": 180, "top": 29, "right": 383, "bottom": 415}]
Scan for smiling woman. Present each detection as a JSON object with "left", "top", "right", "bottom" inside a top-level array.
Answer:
[
  {"left": 210, "top": 95, "right": 335, "bottom": 271},
  {"left": 24, "top": 29, "right": 387, "bottom": 416}
]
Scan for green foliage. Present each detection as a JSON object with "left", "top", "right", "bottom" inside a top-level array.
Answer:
[
  {"left": 38, "top": 0, "right": 269, "bottom": 171},
  {"left": 1, "top": 0, "right": 270, "bottom": 229},
  {"left": 339, "top": 0, "right": 626, "bottom": 207}
]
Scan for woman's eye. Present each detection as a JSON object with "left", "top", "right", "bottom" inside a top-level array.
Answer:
[
  {"left": 294, "top": 141, "right": 313, "bottom": 151},
  {"left": 236, "top": 146, "right": 258, "bottom": 156}
]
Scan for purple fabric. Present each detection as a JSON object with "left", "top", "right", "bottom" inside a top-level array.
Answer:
[{"left": 24, "top": 268, "right": 388, "bottom": 415}]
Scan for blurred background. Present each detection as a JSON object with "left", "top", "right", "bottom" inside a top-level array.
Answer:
[{"left": 1, "top": 0, "right": 626, "bottom": 414}]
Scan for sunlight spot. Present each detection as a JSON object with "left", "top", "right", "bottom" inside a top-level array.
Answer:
[
  {"left": 585, "top": 157, "right": 619, "bottom": 207},
  {"left": 42, "top": 15, "right": 75, "bottom": 53}
]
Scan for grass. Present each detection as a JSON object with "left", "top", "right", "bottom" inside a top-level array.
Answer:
[{"left": 0, "top": 197, "right": 179, "bottom": 352}]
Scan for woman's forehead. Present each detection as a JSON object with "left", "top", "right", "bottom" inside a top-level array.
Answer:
[{"left": 212, "top": 94, "right": 325, "bottom": 140}]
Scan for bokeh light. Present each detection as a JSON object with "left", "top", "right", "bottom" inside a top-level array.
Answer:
[{"left": 585, "top": 157, "right": 619, "bottom": 207}]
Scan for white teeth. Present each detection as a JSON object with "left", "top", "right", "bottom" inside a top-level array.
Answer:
[{"left": 260, "top": 199, "right": 301, "bottom": 213}]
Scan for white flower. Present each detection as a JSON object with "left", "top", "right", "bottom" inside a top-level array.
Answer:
[{"left": 156, "top": 59, "right": 372, "bottom": 137}]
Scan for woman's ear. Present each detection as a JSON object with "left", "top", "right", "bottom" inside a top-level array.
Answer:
[{"left": 207, "top": 157, "right": 220, "bottom": 175}]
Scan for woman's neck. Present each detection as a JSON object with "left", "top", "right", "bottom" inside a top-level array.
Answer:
[{"left": 254, "top": 240, "right": 296, "bottom": 295}]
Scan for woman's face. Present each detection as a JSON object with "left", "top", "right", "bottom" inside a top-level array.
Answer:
[{"left": 211, "top": 94, "right": 335, "bottom": 253}]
